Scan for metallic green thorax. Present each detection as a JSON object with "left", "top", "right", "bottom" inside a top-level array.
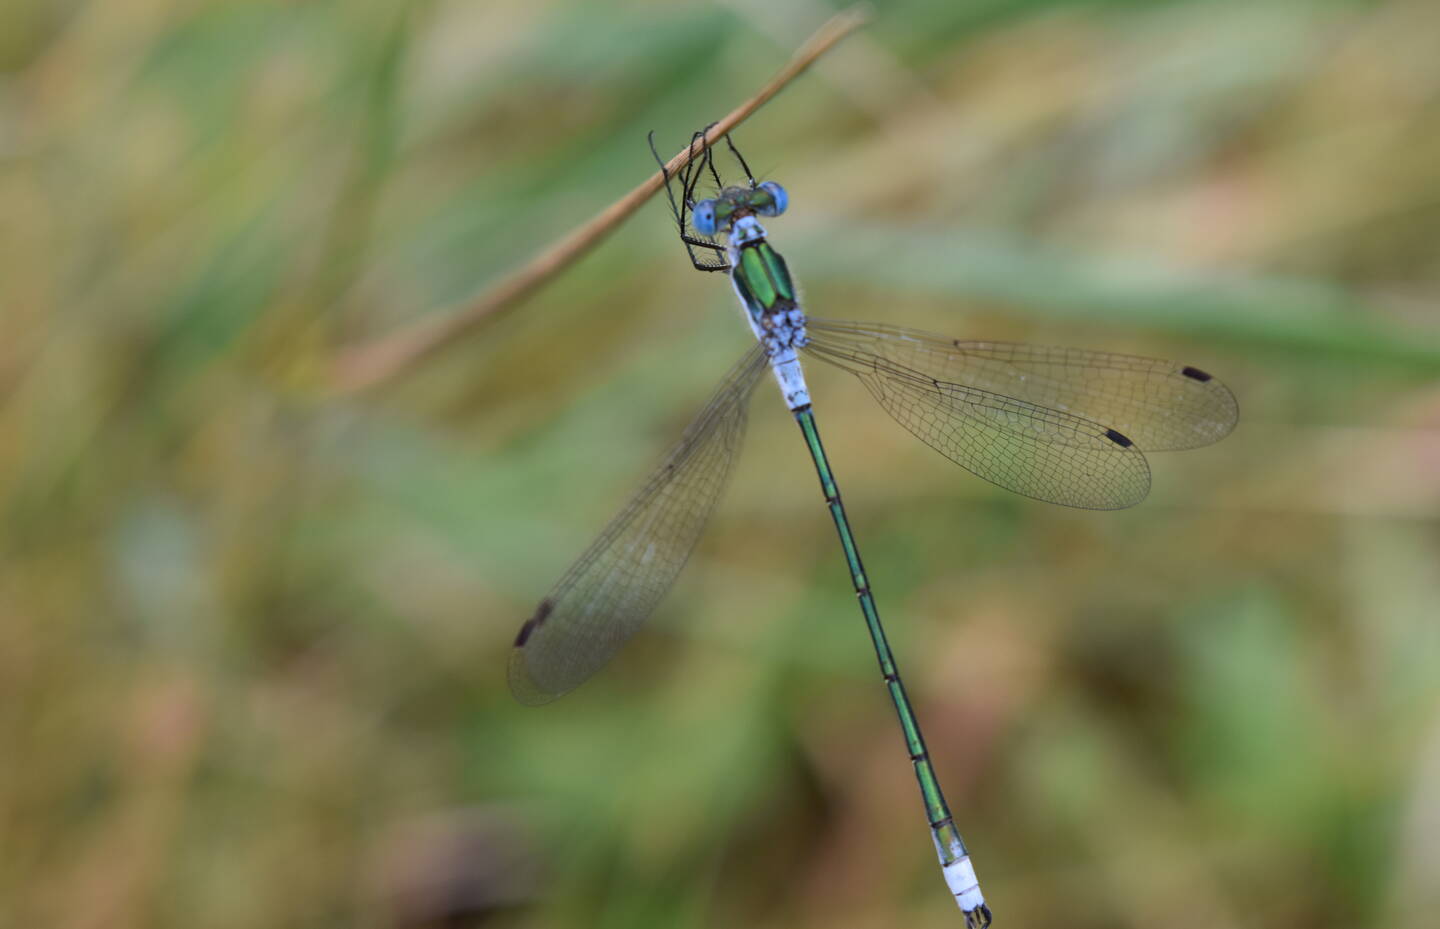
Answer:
[{"left": 731, "top": 241, "right": 796, "bottom": 321}]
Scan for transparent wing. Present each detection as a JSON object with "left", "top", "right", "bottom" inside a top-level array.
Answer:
[
  {"left": 803, "top": 330, "right": 1152, "bottom": 509},
  {"left": 807, "top": 319, "right": 1237, "bottom": 452},
  {"left": 509, "top": 345, "right": 769, "bottom": 704}
]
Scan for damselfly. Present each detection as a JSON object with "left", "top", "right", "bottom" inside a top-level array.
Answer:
[{"left": 509, "top": 131, "right": 1238, "bottom": 925}]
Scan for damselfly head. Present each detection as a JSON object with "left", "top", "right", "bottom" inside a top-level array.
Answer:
[{"left": 691, "top": 181, "right": 789, "bottom": 236}]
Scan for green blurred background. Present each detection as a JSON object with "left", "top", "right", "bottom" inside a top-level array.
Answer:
[{"left": 4, "top": 0, "right": 1440, "bottom": 927}]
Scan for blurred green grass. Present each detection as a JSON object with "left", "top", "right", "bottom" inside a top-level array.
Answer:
[{"left": 3, "top": 1, "right": 1440, "bottom": 928}]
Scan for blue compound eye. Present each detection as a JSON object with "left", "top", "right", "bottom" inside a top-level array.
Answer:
[
  {"left": 691, "top": 199, "right": 718, "bottom": 235},
  {"left": 757, "top": 181, "right": 788, "bottom": 217}
]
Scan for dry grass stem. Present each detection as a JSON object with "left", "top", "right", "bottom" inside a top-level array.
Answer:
[{"left": 329, "top": 5, "right": 871, "bottom": 395}]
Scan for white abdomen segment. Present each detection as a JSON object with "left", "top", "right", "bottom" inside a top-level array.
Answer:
[
  {"left": 943, "top": 856, "right": 985, "bottom": 912},
  {"left": 768, "top": 349, "right": 811, "bottom": 411}
]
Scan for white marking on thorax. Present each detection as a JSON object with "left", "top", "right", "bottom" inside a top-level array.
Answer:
[{"left": 728, "top": 215, "right": 766, "bottom": 248}]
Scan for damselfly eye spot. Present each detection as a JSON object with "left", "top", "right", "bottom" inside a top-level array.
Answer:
[
  {"left": 692, "top": 200, "right": 719, "bottom": 235},
  {"left": 757, "top": 181, "right": 788, "bottom": 217}
]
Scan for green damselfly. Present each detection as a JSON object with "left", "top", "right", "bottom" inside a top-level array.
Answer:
[{"left": 509, "top": 132, "right": 1238, "bottom": 925}]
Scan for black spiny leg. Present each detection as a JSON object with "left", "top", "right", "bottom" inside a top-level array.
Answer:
[
  {"left": 693, "top": 126, "right": 726, "bottom": 196},
  {"left": 648, "top": 129, "right": 729, "bottom": 273},
  {"left": 724, "top": 133, "right": 758, "bottom": 189}
]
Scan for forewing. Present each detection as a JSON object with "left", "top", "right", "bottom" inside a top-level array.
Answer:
[
  {"left": 807, "top": 319, "right": 1237, "bottom": 451},
  {"left": 803, "top": 336, "right": 1151, "bottom": 509},
  {"left": 509, "top": 346, "right": 768, "bottom": 704}
]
